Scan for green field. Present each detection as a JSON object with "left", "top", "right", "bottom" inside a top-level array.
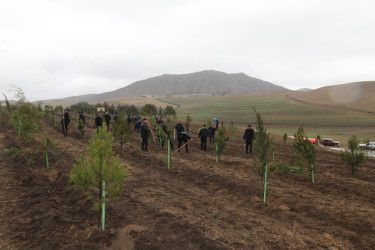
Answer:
[
  {"left": 160, "top": 93, "right": 375, "bottom": 144},
  {"left": 161, "top": 93, "right": 375, "bottom": 126}
]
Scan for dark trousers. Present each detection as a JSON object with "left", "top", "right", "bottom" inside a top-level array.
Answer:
[
  {"left": 246, "top": 141, "right": 253, "bottom": 154},
  {"left": 106, "top": 121, "right": 110, "bottom": 130},
  {"left": 62, "top": 123, "right": 68, "bottom": 136},
  {"left": 96, "top": 125, "right": 102, "bottom": 133},
  {"left": 142, "top": 137, "right": 148, "bottom": 151},
  {"left": 178, "top": 139, "right": 188, "bottom": 152},
  {"left": 201, "top": 137, "right": 207, "bottom": 151},
  {"left": 209, "top": 135, "right": 215, "bottom": 144}
]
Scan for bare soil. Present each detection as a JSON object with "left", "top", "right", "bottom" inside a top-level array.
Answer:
[{"left": 1, "top": 115, "right": 374, "bottom": 249}]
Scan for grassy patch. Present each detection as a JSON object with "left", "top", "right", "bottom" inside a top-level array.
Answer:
[{"left": 269, "top": 162, "right": 309, "bottom": 174}]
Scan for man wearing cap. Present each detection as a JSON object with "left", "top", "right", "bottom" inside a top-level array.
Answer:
[
  {"left": 140, "top": 118, "right": 150, "bottom": 151},
  {"left": 61, "top": 109, "right": 70, "bottom": 137},
  {"left": 243, "top": 124, "right": 255, "bottom": 154}
]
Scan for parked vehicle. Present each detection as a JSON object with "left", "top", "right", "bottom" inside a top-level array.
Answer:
[
  {"left": 359, "top": 142, "right": 375, "bottom": 150},
  {"left": 321, "top": 138, "right": 340, "bottom": 147}
]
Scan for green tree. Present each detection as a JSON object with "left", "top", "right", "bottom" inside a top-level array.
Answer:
[
  {"left": 283, "top": 133, "right": 288, "bottom": 145},
  {"left": 78, "top": 119, "right": 87, "bottom": 139},
  {"left": 316, "top": 134, "right": 321, "bottom": 147},
  {"left": 293, "top": 130, "right": 316, "bottom": 183},
  {"left": 253, "top": 109, "right": 272, "bottom": 183},
  {"left": 206, "top": 119, "right": 212, "bottom": 128},
  {"left": 215, "top": 122, "right": 229, "bottom": 163},
  {"left": 10, "top": 102, "right": 44, "bottom": 145},
  {"left": 70, "top": 126, "right": 128, "bottom": 229},
  {"left": 228, "top": 119, "right": 237, "bottom": 141},
  {"left": 185, "top": 114, "right": 192, "bottom": 132},
  {"left": 341, "top": 135, "right": 367, "bottom": 175},
  {"left": 164, "top": 105, "right": 176, "bottom": 119},
  {"left": 112, "top": 116, "right": 133, "bottom": 153},
  {"left": 141, "top": 104, "right": 157, "bottom": 116}
]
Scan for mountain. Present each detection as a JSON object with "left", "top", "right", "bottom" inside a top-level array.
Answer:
[
  {"left": 43, "top": 70, "right": 287, "bottom": 103},
  {"left": 297, "top": 88, "right": 311, "bottom": 92},
  {"left": 288, "top": 81, "right": 375, "bottom": 113}
]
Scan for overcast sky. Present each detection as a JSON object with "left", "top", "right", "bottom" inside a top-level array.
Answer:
[{"left": 1, "top": 0, "right": 374, "bottom": 101}]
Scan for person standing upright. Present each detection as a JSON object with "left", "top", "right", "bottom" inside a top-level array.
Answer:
[
  {"left": 243, "top": 124, "right": 255, "bottom": 154},
  {"left": 94, "top": 113, "right": 103, "bottom": 133},
  {"left": 61, "top": 109, "right": 70, "bottom": 137},
  {"left": 208, "top": 125, "right": 216, "bottom": 144},
  {"left": 198, "top": 124, "right": 209, "bottom": 152},
  {"left": 140, "top": 118, "right": 150, "bottom": 151},
  {"left": 104, "top": 112, "right": 111, "bottom": 130}
]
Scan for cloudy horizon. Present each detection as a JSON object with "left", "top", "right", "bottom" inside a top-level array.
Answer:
[{"left": 1, "top": 0, "right": 375, "bottom": 101}]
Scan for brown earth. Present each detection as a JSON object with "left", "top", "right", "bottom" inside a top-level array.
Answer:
[{"left": 1, "top": 115, "right": 375, "bottom": 249}]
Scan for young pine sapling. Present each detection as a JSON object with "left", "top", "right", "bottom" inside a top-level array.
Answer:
[
  {"left": 70, "top": 126, "right": 128, "bottom": 230},
  {"left": 341, "top": 135, "right": 367, "bottom": 175}
]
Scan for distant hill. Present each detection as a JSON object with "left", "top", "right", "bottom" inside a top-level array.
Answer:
[
  {"left": 297, "top": 88, "right": 311, "bottom": 92},
  {"left": 42, "top": 70, "right": 287, "bottom": 104},
  {"left": 288, "top": 81, "right": 375, "bottom": 114}
]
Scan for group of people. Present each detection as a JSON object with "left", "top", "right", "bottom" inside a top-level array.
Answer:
[{"left": 61, "top": 110, "right": 255, "bottom": 155}]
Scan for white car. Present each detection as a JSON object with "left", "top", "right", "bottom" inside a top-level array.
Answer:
[{"left": 359, "top": 142, "right": 375, "bottom": 150}]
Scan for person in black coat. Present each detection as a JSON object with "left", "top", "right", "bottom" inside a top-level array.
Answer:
[
  {"left": 174, "top": 121, "right": 185, "bottom": 149},
  {"left": 198, "top": 124, "right": 209, "bottom": 151},
  {"left": 208, "top": 125, "right": 216, "bottom": 144},
  {"left": 243, "top": 124, "right": 255, "bottom": 154},
  {"left": 114, "top": 113, "right": 118, "bottom": 122},
  {"left": 94, "top": 113, "right": 103, "bottom": 133},
  {"left": 104, "top": 112, "right": 111, "bottom": 130},
  {"left": 126, "top": 115, "right": 132, "bottom": 124},
  {"left": 61, "top": 109, "right": 70, "bottom": 137},
  {"left": 134, "top": 118, "right": 142, "bottom": 132},
  {"left": 178, "top": 132, "right": 191, "bottom": 153},
  {"left": 140, "top": 118, "right": 150, "bottom": 151}
]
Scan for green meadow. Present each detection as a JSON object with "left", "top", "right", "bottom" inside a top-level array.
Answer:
[{"left": 161, "top": 93, "right": 375, "bottom": 143}]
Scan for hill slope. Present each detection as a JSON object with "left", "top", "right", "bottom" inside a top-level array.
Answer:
[
  {"left": 43, "top": 70, "right": 286, "bottom": 103},
  {"left": 288, "top": 81, "right": 375, "bottom": 113}
]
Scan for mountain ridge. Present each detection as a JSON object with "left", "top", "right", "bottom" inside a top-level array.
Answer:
[{"left": 43, "top": 70, "right": 286, "bottom": 103}]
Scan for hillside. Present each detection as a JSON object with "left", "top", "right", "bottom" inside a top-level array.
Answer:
[
  {"left": 288, "top": 81, "right": 375, "bottom": 113},
  {"left": 42, "top": 70, "right": 286, "bottom": 104}
]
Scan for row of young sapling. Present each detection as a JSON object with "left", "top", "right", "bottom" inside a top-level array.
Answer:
[{"left": 2, "top": 94, "right": 368, "bottom": 231}]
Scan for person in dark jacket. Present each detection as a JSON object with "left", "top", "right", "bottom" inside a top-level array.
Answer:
[
  {"left": 114, "top": 112, "right": 118, "bottom": 122},
  {"left": 134, "top": 118, "right": 142, "bottom": 132},
  {"left": 174, "top": 121, "right": 185, "bottom": 149},
  {"left": 178, "top": 132, "right": 191, "bottom": 153},
  {"left": 140, "top": 118, "right": 150, "bottom": 151},
  {"left": 243, "top": 124, "right": 255, "bottom": 154},
  {"left": 126, "top": 115, "right": 132, "bottom": 124},
  {"left": 61, "top": 109, "right": 70, "bottom": 137},
  {"left": 208, "top": 125, "right": 216, "bottom": 144},
  {"left": 104, "top": 112, "right": 111, "bottom": 130},
  {"left": 94, "top": 113, "right": 103, "bottom": 133},
  {"left": 198, "top": 124, "right": 209, "bottom": 151}
]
